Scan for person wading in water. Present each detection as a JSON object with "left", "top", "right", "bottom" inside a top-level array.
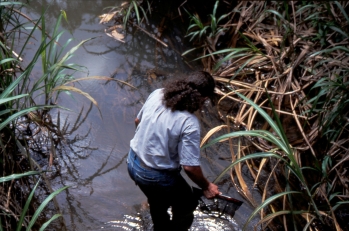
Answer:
[{"left": 127, "top": 71, "right": 221, "bottom": 231}]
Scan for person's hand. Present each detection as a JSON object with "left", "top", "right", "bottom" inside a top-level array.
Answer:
[{"left": 202, "top": 182, "right": 221, "bottom": 199}]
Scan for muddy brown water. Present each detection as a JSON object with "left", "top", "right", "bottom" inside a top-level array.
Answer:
[{"left": 21, "top": 0, "right": 258, "bottom": 230}]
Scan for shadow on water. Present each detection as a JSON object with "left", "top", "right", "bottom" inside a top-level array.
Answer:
[{"left": 21, "top": 0, "right": 259, "bottom": 230}]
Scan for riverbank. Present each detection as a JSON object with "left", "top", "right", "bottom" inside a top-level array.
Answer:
[{"left": 114, "top": 1, "right": 349, "bottom": 230}]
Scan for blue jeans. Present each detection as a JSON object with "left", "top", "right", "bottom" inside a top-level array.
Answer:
[{"left": 127, "top": 149, "right": 198, "bottom": 231}]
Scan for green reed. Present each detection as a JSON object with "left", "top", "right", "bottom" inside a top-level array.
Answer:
[
  {"left": 0, "top": 1, "right": 98, "bottom": 230},
  {"left": 202, "top": 90, "right": 323, "bottom": 230},
  {"left": 181, "top": 1, "right": 349, "bottom": 228},
  {"left": 182, "top": 0, "right": 229, "bottom": 57},
  {"left": 122, "top": 0, "right": 149, "bottom": 28}
]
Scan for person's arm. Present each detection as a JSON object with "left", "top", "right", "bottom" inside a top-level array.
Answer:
[{"left": 183, "top": 165, "right": 220, "bottom": 199}]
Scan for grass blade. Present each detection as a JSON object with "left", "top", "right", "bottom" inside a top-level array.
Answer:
[
  {"left": 243, "top": 191, "right": 301, "bottom": 231},
  {"left": 0, "top": 105, "right": 56, "bottom": 131},
  {"left": 26, "top": 186, "right": 69, "bottom": 230},
  {"left": 0, "top": 171, "right": 40, "bottom": 183},
  {"left": 0, "top": 94, "right": 28, "bottom": 105},
  {"left": 16, "top": 179, "right": 41, "bottom": 231},
  {"left": 234, "top": 91, "right": 284, "bottom": 141},
  {"left": 39, "top": 214, "right": 62, "bottom": 231}
]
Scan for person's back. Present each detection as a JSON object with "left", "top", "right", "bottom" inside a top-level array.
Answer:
[{"left": 130, "top": 88, "right": 201, "bottom": 170}]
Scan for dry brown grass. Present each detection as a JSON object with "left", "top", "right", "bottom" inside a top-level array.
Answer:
[
  {"left": 190, "top": 1, "right": 349, "bottom": 230},
  {"left": 106, "top": 1, "right": 349, "bottom": 229}
]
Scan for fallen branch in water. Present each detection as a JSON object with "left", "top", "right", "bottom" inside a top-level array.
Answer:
[{"left": 129, "top": 20, "right": 168, "bottom": 47}]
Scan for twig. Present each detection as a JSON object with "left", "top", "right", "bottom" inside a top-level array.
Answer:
[
  {"left": 6, "top": 180, "right": 14, "bottom": 210},
  {"left": 289, "top": 96, "right": 316, "bottom": 157},
  {"left": 178, "top": 0, "right": 187, "bottom": 18},
  {"left": 129, "top": 20, "right": 168, "bottom": 47},
  {"left": 7, "top": 7, "right": 56, "bottom": 43},
  {"left": 215, "top": 88, "right": 309, "bottom": 119},
  {"left": 213, "top": 76, "right": 312, "bottom": 95},
  {"left": 0, "top": 204, "right": 19, "bottom": 221}
]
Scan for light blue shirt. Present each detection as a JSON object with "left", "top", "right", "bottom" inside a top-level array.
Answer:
[{"left": 130, "top": 89, "right": 201, "bottom": 170}]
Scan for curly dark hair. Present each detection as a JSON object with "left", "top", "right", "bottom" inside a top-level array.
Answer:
[{"left": 163, "top": 71, "right": 215, "bottom": 113}]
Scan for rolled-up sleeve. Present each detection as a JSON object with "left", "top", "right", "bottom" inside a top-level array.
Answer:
[{"left": 178, "top": 119, "right": 201, "bottom": 166}]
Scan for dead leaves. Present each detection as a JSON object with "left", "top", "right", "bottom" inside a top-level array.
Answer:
[
  {"left": 99, "top": 11, "right": 119, "bottom": 24},
  {"left": 98, "top": 4, "right": 127, "bottom": 43},
  {"left": 105, "top": 25, "right": 125, "bottom": 43}
]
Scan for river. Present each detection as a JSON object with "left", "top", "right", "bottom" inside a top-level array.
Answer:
[{"left": 21, "top": 0, "right": 256, "bottom": 230}]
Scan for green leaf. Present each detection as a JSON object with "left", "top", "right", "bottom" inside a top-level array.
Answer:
[
  {"left": 332, "top": 201, "right": 349, "bottom": 211},
  {"left": 0, "top": 105, "right": 56, "bottom": 131},
  {"left": 303, "top": 217, "right": 316, "bottom": 231},
  {"left": 0, "top": 72, "right": 25, "bottom": 98},
  {"left": 211, "top": 152, "right": 292, "bottom": 184},
  {"left": 132, "top": 1, "right": 140, "bottom": 24},
  {"left": 0, "top": 94, "right": 28, "bottom": 105},
  {"left": 329, "top": 192, "right": 340, "bottom": 201},
  {"left": 334, "top": 1, "right": 349, "bottom": 23},
  {"left": 243, "top": 191, "right": 301, "bottom": 230},
  {"left": 264, "top": 90, "right": 292, "bottom": 155},
  {"left": 265, "top": 9, "right": 287, "bottom": 22},
  {"left": 309, "top": 46, "right": 349, "bottom": 58},
  {"left": 0, "top": 109, "right": 12, "bottom": 117},
  {"left": 212, "top": 0, "right": 219, "bottom": 17},
  {"left": 0, "top": 171, "right": 40, "bottom": 183},
  {"left": 201, "top": 130, "right": 288, "bottom": 153},
  {"left": 16, "top": 179, "right": 41, "bottom": 231},
  {"left": 0, "top": 58, "right": 18, "bottom": 65},
  {"left": 234, "top": 91, "right": 284, "bottom": 143},
  {"left": 39, "top": 214, "right": 62, "bottom": 231},
  {"left": 139, "top": 4, "right": 149, "bottom": 24},
  {"left": 259, "top": 210, "right": 308, "bottom": 224},
  {"left": 181, "top": 47, "right": 201, "bottom": 56},
  {"left": 329, "top": 26, "right": 349, "bottom": 38},
  {"left": 26, "top": 186, "right": 69, "bottom": 230},
  {"left": 0, "top": 2, "right": 24, "bottom": 6},
  {"left": 295, "top": 4, "right": 316, "bottom": 15}
]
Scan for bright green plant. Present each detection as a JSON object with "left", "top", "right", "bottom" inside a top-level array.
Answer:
[
  {"left": 122, "top": 0, "right": 150, "bottom": 28},
  {"left": 185, "top": 11, "right": 209, "bottom": 43},
  {"left": 182, "top": 0, "right": 229, "bottom": 57},
  {"left": 16, "top": 9, "right": 96, "bottom": 107},
  {"left": 0, "top": 172, "right": 68, "bottom": 231},
  {"left": 296, "top": 1, "right": 349, "bottom": 46},
  {"left": 0, "top": 1, "right": 99, "bottom": 230},
  {"left": 302, "top": 2, "right": 349, "bottom": 141},
  {"left": 306, "top": 73, "right": 349, "bottom": 141},
  {"left": 0, "top": 58, "right": 56, "bottom": 130},
  {"left": 194, "top": 47, "right": 257, "bottom": 73},
  {"left": 185, "top": 0, "right": 228, "bottom": 42}
]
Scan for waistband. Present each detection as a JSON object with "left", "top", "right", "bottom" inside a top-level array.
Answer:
[{"left": 129, "top": 149, "right": 181, "bottom": 173}]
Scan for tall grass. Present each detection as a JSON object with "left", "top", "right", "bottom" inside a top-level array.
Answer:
[
  {"left": 89, "top": 0, "right": 349, "bottom": 229},
  {"left": 0, "top": 1, "right": 105, "bottom": 230},
  {"left": 182, "top": 0, "right": 229, "bottom": 58},
  {"left": 201, "top": 91, "right": 327, "bottom": 230},
  {"left": 100, "top": 0, "right": 150, "bottom": 29},
  {"left": 179, "top": 1, "right": 349, "bottom": 230}
]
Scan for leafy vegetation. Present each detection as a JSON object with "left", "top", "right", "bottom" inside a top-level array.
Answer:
[
  {"left": 0, "top": 1, "right": 105, "bottom": 230},
  {"left": 3, "top": 0, "right": 347, "bottom": 230},
  {"left": 192, "top": 1, "right": 349, "bottom": 230},
  {"left": 117, "top": 0, "right": 349, "bottom": 230}
]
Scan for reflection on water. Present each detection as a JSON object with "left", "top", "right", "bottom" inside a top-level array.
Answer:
[
  {"left": 102, "top": 208, "right": 241, "bottom": 231},
  {"left": 22, "top": 0, "right": 258, "bottom": 230}
]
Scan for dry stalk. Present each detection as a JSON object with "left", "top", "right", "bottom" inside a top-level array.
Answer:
[{"left": 289, "top": 95, "right": 316, "bottom": 157}]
